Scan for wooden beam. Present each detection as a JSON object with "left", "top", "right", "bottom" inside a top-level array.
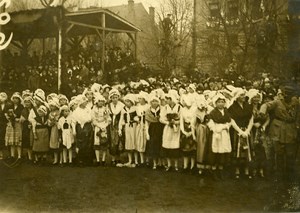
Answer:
[
  {"left": 68, "top": 20, "right": 138, "bottom": 34},
  {"left": 58, "top": 26, "right": 62, "bottom": 93},
  {"left": 95, "top": 29, "right": 103, "bottom": 41},
  {"left": 66, "top": 24, "right": 74, "bottom": 34},
  {"left": 10, "top": 41, "right": 23, "bottom": 50}
]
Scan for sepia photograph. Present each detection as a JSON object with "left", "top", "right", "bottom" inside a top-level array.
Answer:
[{"left": 0, "top": 0, "right": 300, "bottom": 212}]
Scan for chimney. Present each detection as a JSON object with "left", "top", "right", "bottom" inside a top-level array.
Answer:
[
  {"left": 149, "top": 6, "right": 155, "bottom": 23},
  {"left": 128, "top": 0, "right": 134, "bottom": 8}
]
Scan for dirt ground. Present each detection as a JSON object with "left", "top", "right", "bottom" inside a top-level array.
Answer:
[{"left": 0, "top": 159, "right": 299, "bottom": 213}]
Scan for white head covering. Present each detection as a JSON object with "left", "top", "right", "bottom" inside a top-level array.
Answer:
[
  {"left": 59, "top": 94, "right": 69, "bottom": 103},
  {"left": 47, "top": 93, "right": 58, "bottom": 102},
  {"left": 94, "top": 93, "right": 106, "bottom": 103},
  {"left": 76, "top": 94, "right": 88, "bottom": 106},
  {"left": 23, "top": 96, "right": 34, "bottom": 106},
  {"left": 148, "top": 95, "right": 160, "bottom": 103},
  {"left": 138, "top": 91, "right": 149, "bottom": 102},
  {"left": 212, "top": 93, "right": 228, "bottom": 107},
  {"left": 11, "top": 92, "right": 23, "bottom": 103},
  {"left": 91, "top": 83, "right": 102, "bottom": 93},
  {"left": 37, "top": 105, "right": 48, "bottom": 114},
  {"left": 109, "top": 88, "right": 121, "bottom": 100},
  {"left": 123, "top": 94, "right": 136, "bottom": 105},
  {"left": 48, "top": 98, "right": 60, "bottom": 109},
  {"left": 246, "top": 89, "right": 262, "bottom": 103},
  {"left": 231, "top": 87, "right": 246, "bottom": 102},
  {"left": 188, "top": 84, "right": 196, "bottom": 92},
  {"left": 34, "top": 89, "right": 46, "bottom": 103},
  {"left": 165, "top": 89, "right": 179, "bottom": 103},
  {"left": 60, "top": 105, "right": 70, "bottom": 112},
  {"left": 22, "top": 90, "right": 33, "bottom": 100}
]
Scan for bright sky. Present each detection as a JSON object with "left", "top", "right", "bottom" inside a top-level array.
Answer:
[{"left": 89, "top": 0, "right": 161, "bottom": 9}]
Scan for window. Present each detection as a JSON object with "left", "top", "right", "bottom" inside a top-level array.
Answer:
[
  {"left": 209, "top": 2, "right": 220, "bottom": 18},
  {"left": 227, "top": 0, "right": 239, "bottom": 19}
]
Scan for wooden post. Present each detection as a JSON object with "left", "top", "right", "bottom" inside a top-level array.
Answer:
[
  {"left": 58, "top": 26, "right": 62, "bottom": 93},
  {"left": 101, "top": 13, "right": 106, "bottom": 73},
  {"left": 42, "top": 38, "right": 45, "bottom": 56},
  {"left": 134, "top": 33, "right": 138, "bottom": 62}
]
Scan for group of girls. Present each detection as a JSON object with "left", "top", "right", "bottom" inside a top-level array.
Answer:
[{"left": 0, "top": 82, "right": 275, "bottom": 180}]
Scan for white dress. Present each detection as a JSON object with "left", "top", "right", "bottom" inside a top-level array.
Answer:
[
  {"left": 92, "top": 106, "right": 111, "bottom": 146},
  {"left": 135, "top": 103, "right": 149, "bottom": 152},
  {"left": 160, "top": 104, "right": 181, "bottom": 149},
  {"left": 207, "top": 108, "right": 232, "bottom": 153},
  {"left": 119, "top": 106, "right": 137, "bottom": 151}
]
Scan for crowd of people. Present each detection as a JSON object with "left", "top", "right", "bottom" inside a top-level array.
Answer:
[
  {"left": 0, "top": 46, "right": 151, "bottom": 94},
  {"left": 0, "top": 74, "right": 299, "bottom": 182}
]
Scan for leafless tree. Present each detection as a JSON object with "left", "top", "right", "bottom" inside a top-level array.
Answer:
[{"left": 197, "top": 0, "right": 289, "bottom": 77}]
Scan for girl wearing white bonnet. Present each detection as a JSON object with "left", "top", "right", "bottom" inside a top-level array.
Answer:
[
  {"left": 107, "top": 88, "right": 124, "bottom": 166},
  {"left": 48, "top": 98, "right": 61, "bottom": 165},
  {"left": 135, "top": 91, "right": 149, "bottom": 166},
  {"left": 31, "top": 105, "right": 50, "bottom": 164},
  {"left": 5, "top": 92, "right": 24, "bottom": 160},
  {"left": 194, "top": 95, "right": 211, "bottom": 175},
  {"left": 160, "top": 89, "right": 181, "bottom": 171},
  {"left": 145, "top": 95, "right": 164, "bottom": 169},
  {"left": 180, "top": 94, "right": 197, "bottom": 172},
  {"left": 247, "top": 89, "right": 267, "bottom": 178},
  {"left": 207, "top": 93, "right": 232, "bottom": 180},
  {"left": 92, "top": 93, "right": 111, "bottom": 166},
  {"left": 71, "top": 94, "right": 94, "bottom": 166}
]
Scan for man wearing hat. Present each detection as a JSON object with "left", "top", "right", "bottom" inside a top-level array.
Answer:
[
  {"left": 260, "top": 84, "right": 300, "bottom": 181},
  {"left": 0, "top": 92, "right": 8, "bottom": 159}
]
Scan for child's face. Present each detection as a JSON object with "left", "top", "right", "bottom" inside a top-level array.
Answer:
[
  {"left": 86, "top": 92, "right": 93, "bottom": 101},
  {"left": 63, "top": 109, "right": 70, "bottom": 117},
  {"left": 151, "top": 100, "right": 159, "bottom": 108},
  {"left": 37, "top": 110, "right": 45, "bottom": 117},
  {"left": 216, "top": 99, "right": 225, "bottom": 109},
  {"left": 111, "top": 95, "right": 119, "bottom": 104},
  {"left": 12, "top": 97, "right": 20, "bottom": 105},
  {"left": 59, "top": 99, "right": 68, "bottom": 106},
  {"left": 139, "top": 98, "right": 146, "bottom": 105},
  {"left": 125, "top": 100, "right": 133, "bottom": 108},
  {"left": 50, "top": 105, "right": 58, "bottom": 111},
  {"left": 96, "top": 101, "right": 105, "bottom": 107},
  {"left": 24, "top": 100, "right": 32, "bottom": 108}
]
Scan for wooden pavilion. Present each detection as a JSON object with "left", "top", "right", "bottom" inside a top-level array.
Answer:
[{"left": 3, "top": 6, "right": 141, "bottom": 91}]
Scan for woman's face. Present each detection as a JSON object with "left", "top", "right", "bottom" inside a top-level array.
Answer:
[
  {"left": 150, "top": 100, "right": 159, "bottom": 108},
  {"left": 237, "top": 93, "right": 246, "bottom": 103},
  {"left": 139, "top": 98, "right": 146, "bottom": 105},
  {"left": 35, "top": 99, "right": 42, "bottom": 107},
  {"left": 166, "top": 97, "right": 174, "bottom": 105},
  {"left": 12, "top": 97, "right": 20, "bottom": 105},
  {"left": 50, "top": 105, "right": 58, "bottom": 111},
  {"left": 63, "top": 109, "right": 70, "bottom": 117},
  {"left": 125, "top": 100, "right": 133, "bottom": 108},
  {"left": 96, "top": 101, "right": 105, "bottom": 107},
  {"left": 251, "top": 95, "right": 261, "bottom": 104},
  {"left": 85, "top": 92, "right": 93, "bottom": 101},
  {"left": 59, "top": 99, "right": 68, "bottom": 106},
  {"left": 24, "top": 100, "right": 32, "bottom": 108},
  {"left": 111, "top": 95, "right": 119, "bottom": 104},
  {"left": 37, "top": 110, "right": 45, "bottom": 117},
  {"left": 216, "top": 99, "right": 226, "bottom": 109}
]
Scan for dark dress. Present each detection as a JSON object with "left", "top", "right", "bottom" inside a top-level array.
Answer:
[
  {"left": 108, "top": 103, "right": 124, "bottom": 156},
  {"left": 228, "top": 101, "right": 253, "bottom": 162},
  {"left": 145, "top": 108, "right": 164, "bottom": 158},
  {"left": 0, "top": 104, "right": 8, "bottom": 149},
  {"left": 76, "top": 122, "right": 94, "bottom": 165}
]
